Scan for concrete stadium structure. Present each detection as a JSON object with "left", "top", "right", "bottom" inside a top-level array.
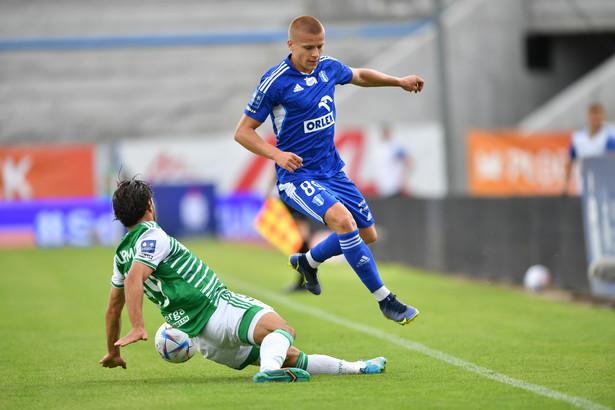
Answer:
[{"left": 1, "top": 0, "right": 614, "bottom": 194}]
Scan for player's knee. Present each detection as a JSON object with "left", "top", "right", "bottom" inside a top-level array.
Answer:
[
  {"left": 361, "top": 229, "right": 377, "bottom": 244},
  {"left": 359, "top": 225, "right": 378, "bottom": 244},
  {"left": 330, "top": 213, "right": 357, "bottom": 233},
  {"left": 282, "top": 325, "right": 296, "bottom": 340},
  {"left": 324, "top": 204, "right": 357, "bottom": 233}
]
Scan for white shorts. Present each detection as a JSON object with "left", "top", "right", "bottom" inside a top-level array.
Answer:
[{"left": 190, "top": 289, "right": 274, "bottom": 370}]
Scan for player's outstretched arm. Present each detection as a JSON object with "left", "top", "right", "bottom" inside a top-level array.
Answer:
[
  {"left": 350, "top": 68, "right": 424, "bottom": 93},
  {"left": 234, "top": 114, "right": 303, "bottom": 172},
  {"left": 100, "top": 286, "right": 127, "bottom": 369},
  {"left": 114, "top": 262, "right": 153, "bottom": 347}
]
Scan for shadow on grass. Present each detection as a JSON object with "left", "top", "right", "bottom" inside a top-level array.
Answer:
[{"left": 81, "top": 373, "right": 250, "bottom": 386}]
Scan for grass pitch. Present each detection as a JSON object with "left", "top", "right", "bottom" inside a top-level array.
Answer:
[{"left": 1, "top": 239, "right": 614, "bottom": 409}]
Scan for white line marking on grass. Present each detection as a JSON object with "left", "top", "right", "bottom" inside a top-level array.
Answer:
[{"left": 225, "top": 277, "right": 611, "bottom": 410}]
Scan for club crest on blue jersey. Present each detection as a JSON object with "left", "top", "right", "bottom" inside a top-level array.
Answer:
[
  {"left": 304, "top": 76, "right": 317, "bottom": 86},
  {"left": 141, "top": 240, "right": 157, "bottom": 253},
  {"left": 319, "top": 71, "right": 329, "bottom": 82}
]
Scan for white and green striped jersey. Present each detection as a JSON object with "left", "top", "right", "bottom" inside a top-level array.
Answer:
[{"left": 111, "top": 221, "right": 226, "bottom": 336}]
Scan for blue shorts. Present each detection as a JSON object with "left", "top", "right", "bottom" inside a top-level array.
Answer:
[{"left": 277, "top": 171, "right": 375, "bottom": 229}]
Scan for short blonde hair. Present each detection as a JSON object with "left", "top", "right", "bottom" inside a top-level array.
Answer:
[{"left": 289, "top": 15, "right": 324, "bottom": 41}]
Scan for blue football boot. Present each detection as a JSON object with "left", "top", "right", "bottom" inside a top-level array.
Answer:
[
  {"left": 379, "top": 294, "right": 419, "bottom": 325},
  {"left": 289, "top": 253, "right": 321, "bottom": 295}
]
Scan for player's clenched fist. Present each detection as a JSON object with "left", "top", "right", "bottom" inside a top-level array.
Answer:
[
  {"left": 274, "top": 151, "right": 303, "bottom": 172},
  {"left": 401, "top": 75, "right": 424, "bottom": 93}
]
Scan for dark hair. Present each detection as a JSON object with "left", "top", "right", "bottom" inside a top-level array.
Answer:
[{"left": 112, "top": 177, "right": 154, "bottom": 227}]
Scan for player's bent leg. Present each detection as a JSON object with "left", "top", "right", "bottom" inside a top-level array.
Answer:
[
  {"left": 258, "top": 329, "right": 294, "bottom": 374},
  {"left": 252, "top": 328, "right": 311, "bottom": 384},
  {"left": 251, "top": 312, "right": 295, "bottom": 345},
  {"left": 290, "top": 351, "right": 388, "bottom": 376},
  {"left": 290, "top": 204, "right": 355, "bottom": 295},
  {"left": 358, "top": 225, "right": 378, "bottom": 244},
  {"left": 339, "top": 230, "right": 420, "bottom": 325},
  {"left": 288, "top": 204, "right": 352, "bottom": 296},
  {"left": 309, "top": 231, "right": 342, "bottom": 263},
  {"left": 280, "top": 181, "right": 344, "bottom": 294},
  {"left": 251, "top": 312, "right": 300, "bottom": 378},
  {"left": 325, "top": 206, "right": 419, "bottom": 325},
  {"left": 323, "top": 202, "right": 358, "bottom": 234},
  {"left": 283, "top": 346, "right": 301, "bottom": 368}
]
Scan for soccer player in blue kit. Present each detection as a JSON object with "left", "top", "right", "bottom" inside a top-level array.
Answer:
[{"left": 234, "top": 15, "right": 424, "bottom": 325}]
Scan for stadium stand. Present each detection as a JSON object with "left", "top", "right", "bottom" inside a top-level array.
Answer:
[{"left": 5, "top": 0, "right": 613, "bottom": 193}]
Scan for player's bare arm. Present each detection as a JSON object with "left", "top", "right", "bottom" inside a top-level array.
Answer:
[
  {"left": 114, "top": 261, "right": 154, "bottom": 347},
  {"left": 100, "top": 286, "right": 127, "bottom": 369},
  {"left": 350, "top": 68, "right": 424, "bottom": 93},
  {"left": 234, "top": 114, "right": 303, "bottom": 172}
]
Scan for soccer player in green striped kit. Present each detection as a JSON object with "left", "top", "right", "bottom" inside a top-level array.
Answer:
[{"left": 99, "top": 177, "right": 386, "bottom": 383}]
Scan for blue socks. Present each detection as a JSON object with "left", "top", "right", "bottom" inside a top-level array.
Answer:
[
  {"left": 338, "top": 230, "right": 384, "bottom": 292},
  {"left": 309, "top": 232, "right": 342, "bottom": 262},
  {"left": 306, "top": 229, "right": 386, "bottom": 296}
]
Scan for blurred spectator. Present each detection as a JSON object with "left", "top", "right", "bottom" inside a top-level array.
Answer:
[
  {"left": 565, "top": 103, "right": 615, "bottom": 194},
  {"left": 374, "top": 124, "right": 412, "bottom": 197}
]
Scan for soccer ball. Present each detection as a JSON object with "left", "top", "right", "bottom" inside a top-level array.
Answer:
[
  {"left": 154, "top": 323, "right": 197, "bottom": 363},
  {"left": 523, "top": 265, "right": 551, "bottom": 292}
]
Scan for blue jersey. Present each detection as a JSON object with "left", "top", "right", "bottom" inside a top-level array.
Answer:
[{"left": 244, "top": 54, "right": 354, "bottom": 183}]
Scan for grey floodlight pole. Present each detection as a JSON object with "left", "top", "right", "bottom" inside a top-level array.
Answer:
[{"left": 434, "top": 0, "right": 454, "bottom": 195}]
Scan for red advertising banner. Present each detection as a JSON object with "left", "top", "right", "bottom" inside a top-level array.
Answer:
[
  {"left": 0, "top": 144, "right": 95, "bottom": 200},
  {"left": 467, "top": 130, "right": 572, "bottom": 196}
]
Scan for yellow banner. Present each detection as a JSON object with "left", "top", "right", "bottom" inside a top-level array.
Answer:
[{"left": 254, "top": 198, "right": 303, "bottom": 255}]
